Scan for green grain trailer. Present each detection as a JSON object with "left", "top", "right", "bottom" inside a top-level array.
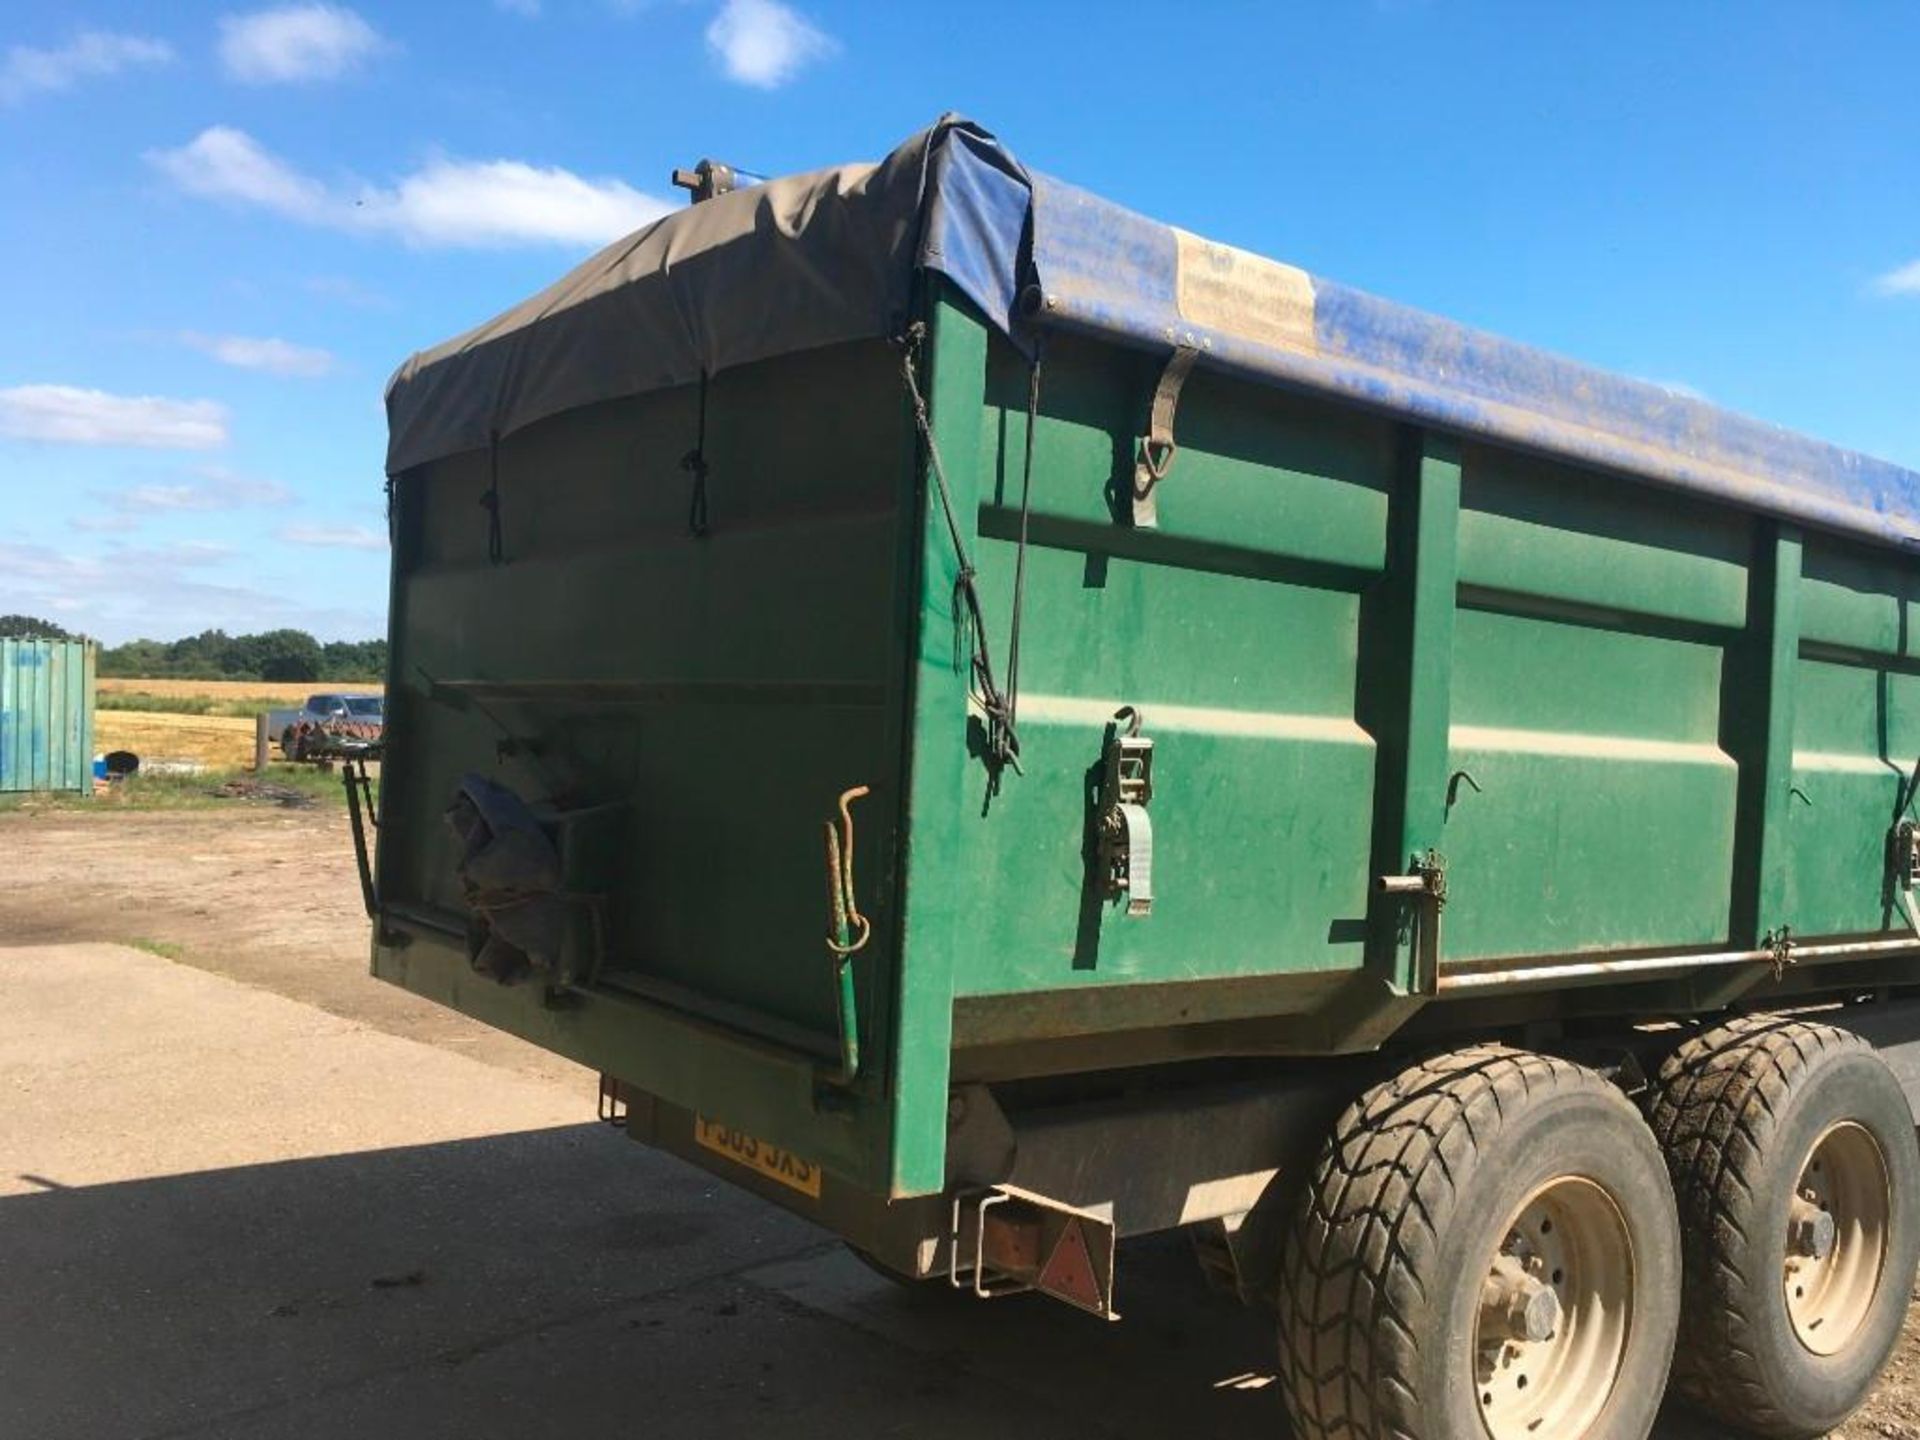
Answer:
[{"left": 370, "top": 119, "right": 1920, "bottom": 1440}]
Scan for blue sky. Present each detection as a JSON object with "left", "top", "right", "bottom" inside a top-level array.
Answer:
[{"left": 2, "top": 1, "right": 1916, "bottom": 644}]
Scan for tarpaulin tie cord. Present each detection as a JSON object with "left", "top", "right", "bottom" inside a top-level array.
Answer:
[
  {"left": 1002, "top": 340, "right": 1043, "bottom": 768},
  {"left": 896, "top": 322, "right": 1022, "bottom": 787},
  {"left": 683, "top": 369, "right": 711, "bottom": 538},
  {"left": 483, "top": 430, "right": 505, "bottom": 565}
]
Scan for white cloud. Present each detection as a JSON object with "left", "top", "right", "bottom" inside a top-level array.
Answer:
[
  {"left": 218, "top": 4, "right": 385, "bottom": 84},
  {"left": 496, "top": 0, "right": 542, "bottom": 14},
  {"left": 150, "top": 126, "right": 333, "bottom": 223},
  {"left": 705, "top": 0, "right": 835, "bottom": 88},
  {"left": 0, "top": 540, "right": 382, "bottom": 646},
  {"left": 364, "top": 156, "right": 670, "bottom": 247},
  {"left": 1872, "top": 260, "right": 1920, "bottom": 298},
  {"left": 279, "top": 523, "right": 386, "bottom": 551},
  {"left": 0, "top": 30, "right": 173, "bottom": 106},
  {"left": 150, "top": 126, "right": 671, "bottom": 249},
  {"left": 0, "top": 386, "right": 227, "bottom": 450},
  {"left": 180, "top": 332, "right": 336, "bottom": 378},
  {"left": 107, "top": 467, "right": 293, "bottom": 513}
]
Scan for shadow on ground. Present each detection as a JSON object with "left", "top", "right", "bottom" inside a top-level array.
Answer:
[{"left": 0, "top": 1121, "right": 1735, "bottom": 1440}]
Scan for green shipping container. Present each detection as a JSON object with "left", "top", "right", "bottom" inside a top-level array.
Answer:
[
  {"left": 371, "top": 121, "right": 1920, "bottom": 1440},
  {"left": 0, "top": 636, "right": 94, "bottom": 794}
]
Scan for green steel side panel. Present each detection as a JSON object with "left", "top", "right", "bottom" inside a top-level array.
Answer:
[
  {"left": 1441, "top": 604, "right": 1738, "bottom": 958},
  {"left": 1785, "top": 655, "right": 1920, "bottom": 937},
  {"left": 1458, "top": 448, "right": 1751, "bottom": 630},
  {"left": 898, "top": 300, "right": 1397, "bottom": 1082},
  {"left": 1781, "top": 534, "right": 1920, "bottom": 940},
  {"left": 0, "top": 638, "right": 94, "bottom": 794},
  {"left": 959, "top": 326, "right": 1392, "bottom": 1000},
  {"left": 1800, "top": 541, "right": 1920, "bottom": 657},
  {"left": 1787, "top": 528, "right": 1920, "bottom": 941}
]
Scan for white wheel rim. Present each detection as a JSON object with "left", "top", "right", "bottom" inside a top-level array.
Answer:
[
  {"left": 1785, "top": 1120, "right": 1890, "bottom": 1356},
  {"left": 1474, "top": 1176, "right": 1634, "bottom": 1440}
]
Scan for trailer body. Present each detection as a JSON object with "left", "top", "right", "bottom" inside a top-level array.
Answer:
[{"left": 371, "top": 121, "right": 1920, "bottom": 1273}]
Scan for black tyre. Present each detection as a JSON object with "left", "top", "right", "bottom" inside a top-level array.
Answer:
[
  {"left": 1650, "top": 1014, "right": 1920, "bottom": 1438},
  {"left": 1278, "top": 1045, "right": 1681, "bottom": 1440}
]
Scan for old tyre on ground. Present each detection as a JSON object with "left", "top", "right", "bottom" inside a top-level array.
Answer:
[
  {"left": 1277, "top": 1045, "right": 1681, "bottom": 1440},
  {"left": 1650, "top": 1014, "right": 1920, "bottom": 1438}
]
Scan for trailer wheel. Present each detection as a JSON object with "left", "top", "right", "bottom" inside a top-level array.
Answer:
[
  {"left": 1649, "top": 1014, "right": 1920, "bottom": 1438},
  {"left": 1277, "top": 1046, "right": 1680, "bottom": 1440}
]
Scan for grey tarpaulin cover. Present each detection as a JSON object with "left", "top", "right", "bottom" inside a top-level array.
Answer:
[
  {"left": 385, "top": 116, "right": 1920, "bottom": 550},
  {"left": 384, "top": 116, "right": 1027, "bottom": 477},
  {"left": 444, "top": 774, "right": 567, "bottom": 986}
]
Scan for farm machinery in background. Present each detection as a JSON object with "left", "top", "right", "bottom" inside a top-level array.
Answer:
[{"left": 267, "top": 692, "right": 384, "bottom": 763}]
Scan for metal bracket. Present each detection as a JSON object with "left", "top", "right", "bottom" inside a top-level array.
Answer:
[
  {"left": 1131, "top": 343, "right": 1200, "bottom": 529},
  {"left": 1097, "top": 709, "right": 1155, "bottom": 917},
  {"left": 1377, "top": 849, "right": 1448, "bottom": 995},
  {"left": 342, "top": 756, "right": 379, "bottom": 919},
  {"left": 946, "top": 1185, "right": 1119, "bottom": 1319},
  {"left": 1893, "top": 819, "right": 1920, "bottom": 939},
  {"left": 1766, "top": 925, "right": 1797, "bottom": 981},
  {"left": 670, "top": 159, "right": 742, "bottom": 203},
  {"left": 597, "top": 1073, "right": 629, "bottom": 1127}
]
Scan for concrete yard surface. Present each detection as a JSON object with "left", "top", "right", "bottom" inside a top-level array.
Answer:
[
  {"left": 1, "top": 929, "right": 1915, "bottom": 1437},
  {"left": 0, "top": 942, "right": 1290, "bottom": 1440}
]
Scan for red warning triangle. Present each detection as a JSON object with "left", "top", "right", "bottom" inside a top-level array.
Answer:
[{"left": 1038, "top": 1219, "right": 1103, "bottom": 1313}]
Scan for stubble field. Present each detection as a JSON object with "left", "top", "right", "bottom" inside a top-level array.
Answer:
[{"left": 93, "top": 677, "right": 384, "bottom": 768}]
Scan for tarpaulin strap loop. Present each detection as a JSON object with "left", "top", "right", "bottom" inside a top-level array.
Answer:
[
  {"left": 482, "top": 430, "right": 505, "bottom": 564},
  {"left": 683, "top": 369, "right": 711, "bottom": 538},
  {"left": 896, "top": 322, "right": 1022, "bottom": 786},
  {"left": 1131, "top": 343, "right": 1200, "bottom": 528}
]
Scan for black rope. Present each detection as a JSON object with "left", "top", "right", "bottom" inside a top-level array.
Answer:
[
  {"left": 1002, "top": 340, "right": 1043, "bottom": 769},
  {"left": 896, "top": 322, "right": 1039, "bottom": 789},
  {"left": 1898, "top": 752, "right": 1920, "bottom": 819},
  {"left": 683, "top": 369, "right": 711, "bottom": 538},
  {"left": 482, "top": 430, "right": 504, "bottom": 564}
]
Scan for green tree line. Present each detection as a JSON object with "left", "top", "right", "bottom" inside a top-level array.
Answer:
[{"left": 0, "top": 615, "right": 385, "bottom": 682}]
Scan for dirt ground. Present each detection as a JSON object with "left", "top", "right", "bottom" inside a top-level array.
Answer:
[
  {"left": 0, "top": 805, "right": 579, "bottom": 1088},
  {"left": 4, "top": 802, "right": 1920, "bottom": 1438}
]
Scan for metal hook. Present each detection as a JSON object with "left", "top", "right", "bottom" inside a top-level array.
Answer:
[
  {"left": 1446, "top": 770, "right": 1483, "bottom": 809},
  {"left": 826, "top": 785, "right": 872, "bottom": 956}
]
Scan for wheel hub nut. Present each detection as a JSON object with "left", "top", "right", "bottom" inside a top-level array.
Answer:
[
  {"left": 1789, "top": 1197, "right": 1837, "bottom": 1261},
  {"left": 1483, "top": 1255, "right": 1562, "bottom": 1344}
]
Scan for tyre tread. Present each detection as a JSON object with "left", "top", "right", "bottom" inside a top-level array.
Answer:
[
  {"left": 1648, "top": 1013, "right": 1868, "bottom": 1437},
  {"left": 1276, "top": 1045, "right": 1630, "bottom": 1440}
]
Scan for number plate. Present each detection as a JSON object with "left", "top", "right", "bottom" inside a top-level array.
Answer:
[{"left": 694, "top": 1116, "right": 822, "bottom": 1199}]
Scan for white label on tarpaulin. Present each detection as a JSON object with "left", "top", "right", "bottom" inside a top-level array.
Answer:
[{"left": 1174, "top": 229, "right": 1317, "bottom": 356}]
